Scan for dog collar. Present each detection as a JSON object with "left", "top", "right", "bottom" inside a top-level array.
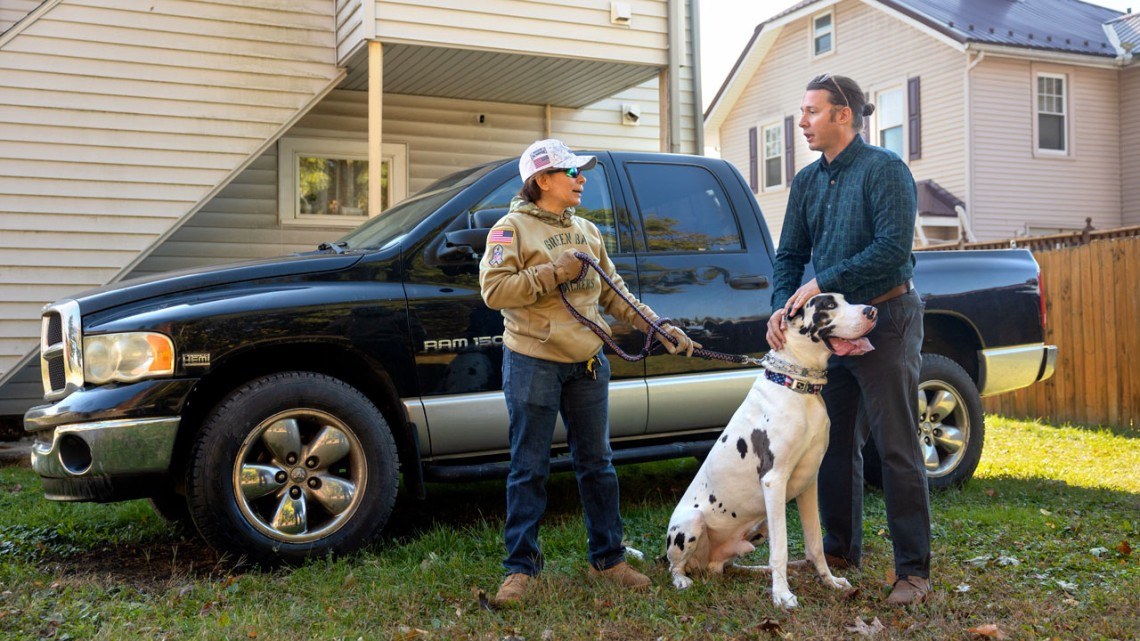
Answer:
[
  {"left": 760, "top": 353, "right": 828, "bottom": 381},
  {"left": 764, "top": 369, "right": 824, "bottom": 395}
]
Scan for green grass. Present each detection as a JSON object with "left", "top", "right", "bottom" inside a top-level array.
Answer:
[{"left": 1, "top": 416, "right": 1137, "bottom": 640}]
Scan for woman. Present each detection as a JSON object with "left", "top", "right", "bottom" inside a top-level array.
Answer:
[{"left": 479, "top": 139, "right": 699, "bottom": 605}]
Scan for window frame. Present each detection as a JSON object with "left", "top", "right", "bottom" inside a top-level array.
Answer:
[
  {"left": 873, "top": 85, "right": 906, "bottom": 160},
  {"left": 277, "top": 137, "right": 408, "bottom": 228},
  {"left": 1033, "top": 71, "right": 1070, "bottom": 157},
  {"left": 810, "top": 9, "right": 835, "bottom": 59},
  {"left": 760, "top": 120, "right": 786, "bottom": 191}
]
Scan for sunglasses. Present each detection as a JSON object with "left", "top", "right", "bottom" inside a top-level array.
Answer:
[
  {"left": 814, "top": 73, "right": 850, "bottom": 108},
  {"left": 549, "top": 166, "right": 582, "bottom": 179}
]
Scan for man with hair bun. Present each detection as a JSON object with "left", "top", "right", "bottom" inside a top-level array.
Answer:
[{"left": 765, "top": 74, "right": 931, "bottom": 605}]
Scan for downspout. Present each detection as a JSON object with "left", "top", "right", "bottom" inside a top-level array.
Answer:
[
  {"left": 667, "top": 0, "right": 683, "bottom": 153},
  {"left": 964, "top": 47, "right": 984, "bottom": 241},
  {"left": 691, "top": 0, "right": 704, "bottom": 155}
]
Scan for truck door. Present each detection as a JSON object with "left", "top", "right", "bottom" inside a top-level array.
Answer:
[
  {"left": 615, "top": 157, "right": 775, "bottom": 435},
  {"left": 405, "top": 157, "right": 648, "bottom": 457}
]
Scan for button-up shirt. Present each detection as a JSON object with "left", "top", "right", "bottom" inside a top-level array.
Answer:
[{"left": 771, "top": 135, "right": 917, "bottom": 309}]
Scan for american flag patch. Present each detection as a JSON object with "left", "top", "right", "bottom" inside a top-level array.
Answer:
[
  {"left": 489, "top": 229, "right": 514, "bottom": 244},
  {"left": 529, "top": 148, "right": 551, "bottom": 170}
]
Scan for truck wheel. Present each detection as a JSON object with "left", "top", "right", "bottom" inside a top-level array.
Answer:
[
  {"left": 861, "top": 354, "right": 984, "bottom": 489},
  {"left": 186, "top": 372, "right": 398, "bottom": 564},
  {"left": 149, "top": 489, "right": 193, "bottom": 533},
  {"left": 918, "top": 354, "right": 983, "bottom": 489}
]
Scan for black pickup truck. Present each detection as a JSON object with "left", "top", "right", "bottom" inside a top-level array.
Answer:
[{"left": 25, "top": 152, "right": 1056, "bottom": 563}]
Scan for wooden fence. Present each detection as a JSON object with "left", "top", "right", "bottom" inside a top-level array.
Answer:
[{"left": 978, "top": 234, "right": 1139, "bottom": 429}]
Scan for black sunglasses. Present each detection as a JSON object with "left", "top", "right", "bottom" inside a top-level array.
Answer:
[{"left": 814, "top": 73, "right": 850, "bottom": 108}]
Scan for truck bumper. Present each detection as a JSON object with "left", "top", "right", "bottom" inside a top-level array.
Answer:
[
  {"left": 23, "top": 379, "right": 195, "bottom": 502},
  {"left": 978, "top": 343, "right": 1058, "bottom": 397}
]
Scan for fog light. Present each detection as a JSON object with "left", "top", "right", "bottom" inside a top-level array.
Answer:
[{"left": 58, "top": 434, "right": 93, "bottom": 475}]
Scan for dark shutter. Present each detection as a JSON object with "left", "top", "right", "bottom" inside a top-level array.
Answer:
[
  {"left": 748, "top": 126, "right": 758, "bottom": 193},
  {"left": 908, "top": 76, "right": 922, "bottom": 160},
  {"left": 783, "top": 116, "right": 795, "bottom": 183}
]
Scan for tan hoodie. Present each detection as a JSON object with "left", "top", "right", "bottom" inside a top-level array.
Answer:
[{"left": 479, "top": 198, "right": 658, "bottom": 363}]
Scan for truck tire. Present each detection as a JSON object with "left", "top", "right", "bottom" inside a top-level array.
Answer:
[
  {"left": 186, "top": 372, "right": 399, "bottom": 564},
  {"left": 862, "top": 353, "right": 984, "bottom": 490},
  {"left": 149, "top": 489, "right": 193, "bottom": 533}
]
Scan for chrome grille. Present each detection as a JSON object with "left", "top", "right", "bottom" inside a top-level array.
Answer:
[{"left": 40, "top": 300, "right": 83, "bottom": 400}]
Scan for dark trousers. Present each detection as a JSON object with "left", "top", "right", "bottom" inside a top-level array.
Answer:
[{"left": 819, "top": 289, "right": 931, "bottom": 579}]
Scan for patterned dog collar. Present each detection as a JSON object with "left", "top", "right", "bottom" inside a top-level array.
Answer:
[{"left": 764, "top": 369, "right": 824, "bottom": 395}]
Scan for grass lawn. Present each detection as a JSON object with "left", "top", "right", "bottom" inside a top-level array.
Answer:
[{"left": 1, "top": 415, "right": 1137, "bottom": 640}]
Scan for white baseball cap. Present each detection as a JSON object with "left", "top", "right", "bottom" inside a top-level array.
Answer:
[{"left": 519, "top": 139, "right": 597, "bottom": 182}]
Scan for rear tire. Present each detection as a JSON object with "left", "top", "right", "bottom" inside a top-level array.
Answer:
[
  {"left": 862, "top": 353, "right": 984, "bottom": 490},
  {"left": 186, "top": 372, "right": 399, "bottom": 564}
]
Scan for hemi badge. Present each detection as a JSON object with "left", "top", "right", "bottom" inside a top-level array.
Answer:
[{"left": 182, "top": 352, "right": 210, "bottom": 367}]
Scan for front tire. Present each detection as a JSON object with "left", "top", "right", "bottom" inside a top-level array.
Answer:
[{"left": 186, "top": 372, "right": 398, "bottom": 564}]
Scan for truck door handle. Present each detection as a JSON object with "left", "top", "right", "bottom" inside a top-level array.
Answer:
[{"left": 729, "top": 275, "right": 769, "bottom": 290}]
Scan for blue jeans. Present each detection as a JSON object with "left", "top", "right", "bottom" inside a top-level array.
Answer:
[
  {"left": 501, "top": 348, "right": 625, "bottom": 576},
  {"left": 819, "top": 289, "right": 931, "bottom": 579}
]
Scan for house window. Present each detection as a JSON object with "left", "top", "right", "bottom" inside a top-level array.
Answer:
[
  {"left": 876, "top": 87, "right": 905, "bottom": 158},
  {"left": 762, "top": 123, "right": 784, "bottom": 190},
  {"left": 812, "top": 11, "right": 834, "bottom": 57},
  {"left": 1036, "top": 73, "right": 1067, "bottom": 152},
  {"left": 278, "top": 137, "right": 408, "bottom": 227}
]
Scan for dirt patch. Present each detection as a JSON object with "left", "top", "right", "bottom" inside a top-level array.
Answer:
[{"left": 44, "top": 538, "right": 245, "bottom": 593}]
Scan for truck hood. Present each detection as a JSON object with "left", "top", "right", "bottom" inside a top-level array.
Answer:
[{"left": 68, "top": 252, "right": 365, "bottom": 315}]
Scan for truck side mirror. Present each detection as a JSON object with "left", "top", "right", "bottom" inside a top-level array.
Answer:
[{"left": 438, "top": 228, "right": 488, "bottom": 262}]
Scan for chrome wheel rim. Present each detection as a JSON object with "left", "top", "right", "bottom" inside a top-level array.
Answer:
[
  {"left": 917, "top": 379, "right": 969, "bottom": 479},
  {"left": 232, "top": 409, "right": 367, "bottom": 543}
]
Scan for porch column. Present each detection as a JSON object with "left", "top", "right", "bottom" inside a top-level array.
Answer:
[{"left": 368, "top": 40, "right": 383, "bottom": 217}]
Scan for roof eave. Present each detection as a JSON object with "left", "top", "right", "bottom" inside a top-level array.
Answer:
[{"left": 967, "top": 41, "right": 1123, "bottom": 68}]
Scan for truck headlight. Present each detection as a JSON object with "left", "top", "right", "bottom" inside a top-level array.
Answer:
[{"left": 83, "top": 332, "right": 175, "bottom": 385}]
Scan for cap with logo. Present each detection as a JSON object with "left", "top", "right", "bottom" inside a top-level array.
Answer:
[{"left": 519, "top": 139, "right": 597, "bottom": 182}]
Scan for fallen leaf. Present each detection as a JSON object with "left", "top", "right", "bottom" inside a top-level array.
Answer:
[
  {"left": 996, "top": 555, "right": 1020, "bottom": 567},
  {"left": 1062, "top": 598, "right": 1079, "bottom": 606},
  {"left": 982, "top": 488, "right": 997, "bottom": 497},
  {"left": 1118, "top": 540, "right": 1132, "bottom": 557},
  {"left": 757, "top": 617, "right": 782, "bottom": 635},
  {"left": 1056, "top": 580, "right": 1077, "bottom": 592},
  {"left": 841, "top": 586, "right": 860, "bottom": 601},
  {"left": 965, "top": 555, "right": 991, "bottom": 568},
  {"left": 885, "top": 568, "right": 897, "bottom": 585},
  {"left": 845, "top": 617, "right": 884, "bottom": 637},
  {"left": 1089, "top": 547, "right": 1109, "bottom": 558},
  {"left": 956, "top": 584, "right": 971, "bottom": 593},
  {"left": 247, "top": 628, "right": 258, "bottom": 639},
  {"left": 1039, "top": 508, "right": 1052, "bottom": 516},
  {"left": 472, "top": 588, "right": 492, "bottom": 612},
  {"left": 967, "top": 623, "right": 1007, "bottom": 639},
  {"left": 342, "top": 573, "right": 357, "bottom": 589}
]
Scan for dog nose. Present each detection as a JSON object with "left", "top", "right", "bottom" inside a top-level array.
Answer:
[{"left": 863, "top": 306, "right": 877, "bottom": 320}]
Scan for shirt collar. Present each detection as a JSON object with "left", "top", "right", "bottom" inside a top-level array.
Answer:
[{"left": 819, "top": 134, "right": 864, "bottom": 173}]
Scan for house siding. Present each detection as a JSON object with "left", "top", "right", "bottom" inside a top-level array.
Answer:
[
  {"left": 0, "top": 0, "right": 40, "bottom": 33},
  {"left": 335, "top": 0, "right": 367, "bottom": 63},
  {"left": 0, "top": 0, "right": 342, "bottom": 377},
  {"left": 971, "top": 56, "right": 1122, "bottom": 239},
  {"left": 372, "top": 0, "right": 668, "bottom": 66},
  {"left": 1122, "top": 66, "right": 1140, "bottom": 226},
  {"left": 717, "top": 0, "right": 965, "bottom": 244}
]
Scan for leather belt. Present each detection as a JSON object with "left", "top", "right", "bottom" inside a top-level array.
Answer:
[{"left": 869, "top": 279, "right": 913, "bottom": 305}]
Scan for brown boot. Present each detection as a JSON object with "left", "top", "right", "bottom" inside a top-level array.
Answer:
[
  {"left": 886, "top": 576, "right": 930, "bottom": 605},
  {"left": 493, "top": 573, "right": 532, "bottom": 606},
  {"left": 590, "top": 561, "right": 650, "bottom": 590}
]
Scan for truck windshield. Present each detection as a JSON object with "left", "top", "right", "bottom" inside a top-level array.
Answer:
[{"left": 337, "top": 162, "right": 501, "bottom": 250}]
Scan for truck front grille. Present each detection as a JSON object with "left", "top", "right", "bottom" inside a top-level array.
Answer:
[{"left": 40, "top": 300, "right": 83, "bottom": 401}]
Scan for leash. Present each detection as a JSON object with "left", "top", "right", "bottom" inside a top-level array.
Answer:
[{"left": 559, "top": 251, "right": 764, "bottom": 366}]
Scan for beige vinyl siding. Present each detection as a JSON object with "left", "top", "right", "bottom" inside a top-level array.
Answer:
[
  {"left": 717, "top": 0, "right": 965, "bottom": 244},
  {"left": 372, "top": 0, "right": 668, "bottom": 66},
  {"left": 335, "top": 0, "right": 366, "bottom": 64},
  {"left": 0, "top": 0, "right": 341, "bottom": 376},
  {"left": 553, "top": 81, "right": 662, "bottom": 153},
  {"left": 970, "top": 57, "right": 1122, "bottom": 239},
  {"left": 0, "top": 0, "right": 40, "bottom": 33},
  {"left": 1122, "top": 67, "right": 1140, "bottom": 226}
]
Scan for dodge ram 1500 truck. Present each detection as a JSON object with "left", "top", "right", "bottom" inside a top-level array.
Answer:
[{"left": 25, "top": 152, "right": 1056, "bottom": 563}]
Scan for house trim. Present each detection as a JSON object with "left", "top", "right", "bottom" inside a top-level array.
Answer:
[
  {"left": 0, "top": 0, "right": 61, "bottom": 49},
  {"left": 809, "top": 8, "right": 836, "bottom": 60},
  {"left": 1031, "top": 67, "right": 1075, "bottom": 159},
  {"left": 967, "top": 42, "right": 1121, "bottom": 69}
]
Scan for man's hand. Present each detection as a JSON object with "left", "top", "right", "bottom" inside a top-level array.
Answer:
[
  {"left": 783, "top": 278, "right": 821, "bottom": 320},
  {"left": 552, "top": 249, "right": 586, "bottom": 284},
  {"left": 766, "top": 308, "right": 787, "bottom": 351}
]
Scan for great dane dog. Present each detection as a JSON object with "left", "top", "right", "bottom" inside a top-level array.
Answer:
[{"left": 665, "top": 293, "right": 877, "bottom": 608}]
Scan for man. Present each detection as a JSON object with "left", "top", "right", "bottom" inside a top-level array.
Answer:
[{"left": 765, "top": 74, "right": 931, "bottom": 605}]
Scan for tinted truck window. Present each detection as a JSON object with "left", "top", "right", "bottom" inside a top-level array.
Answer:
[{"left": 626, "top": 163, "right": 743, "bottom": 253}]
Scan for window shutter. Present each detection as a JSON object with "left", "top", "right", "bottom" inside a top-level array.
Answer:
[
  {"left": 908, "top": 76, "right": 922, "bottom": 160},
  {"left": 783, "top": 116, "right": 795, "bottom": 183},
  {"left": 748, "top": 126, "right": 758, "bottom": 193}
]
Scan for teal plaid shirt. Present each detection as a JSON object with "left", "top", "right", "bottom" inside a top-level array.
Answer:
[{"left": 771, "top": 135, "right": 917, "bottom": 309}]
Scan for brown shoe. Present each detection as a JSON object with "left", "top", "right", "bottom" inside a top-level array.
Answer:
[
  {"left": 590, "top": 561, "right": 650, "bottom": 590},
  {"left": 886, "top": 576, "right": 930, "bottom": 605},
  {"left": 493, "top": 573, "right": 531, "bottom": 606}
]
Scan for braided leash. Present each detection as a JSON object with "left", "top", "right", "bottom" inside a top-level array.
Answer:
[{"left": 559, "top": 251, "right": 764, "bottom": 366}]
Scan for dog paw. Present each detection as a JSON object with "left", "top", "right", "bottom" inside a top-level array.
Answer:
[
  {"left": 825, "top": 576, "right": 852, "bottom": 590},
  {"left": 772, "top": 591, "right": 799, "bottom": 609},
  {"left": 672, "top": 575, "right": 693, "bottom": 590}
]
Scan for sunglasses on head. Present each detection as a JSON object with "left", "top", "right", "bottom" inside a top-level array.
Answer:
[
  {"left": 549, "top": 166, "right": 582, "bottom": 179},
  {"left": 814, "top": 73, "right": 850, "bottom": 108}
]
